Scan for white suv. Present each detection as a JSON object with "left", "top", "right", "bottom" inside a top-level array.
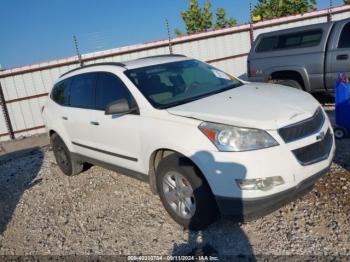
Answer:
[{"left": 43, "top": 55, "right": 335, "bottom": 229}]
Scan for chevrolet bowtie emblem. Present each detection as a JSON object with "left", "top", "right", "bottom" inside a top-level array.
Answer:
[{"left": 316, "top": 131, "right": 325, "bottom": 141}]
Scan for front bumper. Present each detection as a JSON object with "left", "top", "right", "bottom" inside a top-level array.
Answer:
[{"left": 215, "top": 166, "right": 330, "bottom": 221}]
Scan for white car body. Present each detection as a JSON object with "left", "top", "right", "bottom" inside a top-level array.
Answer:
[{"left": 43, "top": 55, "right": 335, "bottom": 222}]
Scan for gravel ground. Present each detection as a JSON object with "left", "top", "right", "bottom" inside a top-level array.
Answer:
[{"left": 0, "top": 109, "right": 349, "bottom": 258}]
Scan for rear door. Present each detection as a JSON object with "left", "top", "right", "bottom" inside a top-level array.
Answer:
[
  {"left": 64, "top": 72, "right": 100, "bottom": 159},
  {"left": 326, "top": 21, "right": 350, "bottom": 90}
]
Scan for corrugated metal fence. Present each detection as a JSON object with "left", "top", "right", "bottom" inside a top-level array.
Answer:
[{"left": 0, "top": 5, "right": 349, "bottom": 141}]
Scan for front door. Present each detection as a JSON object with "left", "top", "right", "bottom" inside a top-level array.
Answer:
[
  {"left": 89, "top": 72, "right": 143, "bottom": 172},
  {"left": 326, "top": 21, "right": 350, "bottom": 90}
]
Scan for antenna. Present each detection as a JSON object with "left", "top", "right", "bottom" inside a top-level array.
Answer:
[
  {"left": 165, "top": 19, "right": 173, "bottom": 55},
  {"left": 73, "top": 35, "right": 83, "bottom": 67}
]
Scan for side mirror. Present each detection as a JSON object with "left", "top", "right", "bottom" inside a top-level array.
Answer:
[{"left": 105, "top": 99, "right": 138, "bottom": 115}]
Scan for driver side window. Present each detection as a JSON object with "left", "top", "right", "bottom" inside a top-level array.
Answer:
[
  {"left": 95, "top": 72, "right": 134, "bottom": 111},
  {"left": 338, "top": 22, "right": 350, "bottom": 48}
]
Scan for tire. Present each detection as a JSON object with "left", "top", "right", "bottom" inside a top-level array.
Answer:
[
  {"left": 156, "top": 154, "right": 217, "bottom": 230},
  {"left": 276, "top": 79, "right": 303, "bottom": 90},
  {"left": 51, "top": 133, "right": 83, "bottom": 176},
  {"left": 334, "top": 127, "right": 347, "bottom": 139}
]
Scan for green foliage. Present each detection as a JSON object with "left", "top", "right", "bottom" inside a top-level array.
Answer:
[
  {"left": 174, "top": 28, "right": 184, "bottom": 37},
  {"left": 344, "top": 0, "right": 350, "bottom": 4},
  {"left": 175, "top": 0, "right": 237, "bottom": 36},
  {"left": 201, "top": 1, "right": 213, "bottom": 31},
  {"left": 214, "top": 8, "right": 237, "bottom": 29},
  {"left": 214, "top": 8, "right": 226, "bottom": 29},
  {"left": 252, "top": 0, "right": 317, "bottom": 21}
]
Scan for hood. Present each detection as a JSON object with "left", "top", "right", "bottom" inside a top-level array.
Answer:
[{"left": 167, "top": 83, "right": 320, "bottom": 130}]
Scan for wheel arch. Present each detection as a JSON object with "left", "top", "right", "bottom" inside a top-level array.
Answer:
[
  {"left": 48, "top": 128, "right": 74, "bottom": 151},
  {"left": 266, "top": 67, "right": 310, "bottom": 91},
  {"left": 147, "top": 148, "right": 211, "bottom": 195}
]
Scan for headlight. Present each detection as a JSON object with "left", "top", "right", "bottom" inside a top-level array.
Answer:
[
  {"left": 236, "top": 176, "right": 284, "bottom": 191},
  {"left": 199, "top": 122, "right": 279, "bottom": 152}
]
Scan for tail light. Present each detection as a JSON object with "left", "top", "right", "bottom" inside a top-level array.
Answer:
[{"left": 247, "top": 60, "right": 257, "bottom": 77}]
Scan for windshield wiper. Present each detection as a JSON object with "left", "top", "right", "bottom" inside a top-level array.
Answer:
[{"left": 158, "top": 96, "right": 205, "bottom": 109}]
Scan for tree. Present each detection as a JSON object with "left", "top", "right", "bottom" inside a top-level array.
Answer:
[
  {"left": 344, "top": 0, "right": 350, "bottom": 4},
  {"left": 214, "top": 8, "right": 237, "bottom": 29},
  {"left": 252, "top": 0, "right": 317, "bottom": 22},
  {"left": 175, "top": 0, "right": 237, "bottom": 36}
]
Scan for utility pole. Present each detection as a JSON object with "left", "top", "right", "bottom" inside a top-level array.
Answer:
[
  {"left": 165, "top": 19, "right": 173, "bottom": 55},
  {"left": 73, "top": 35, "right": 83, "bottom": 67}
]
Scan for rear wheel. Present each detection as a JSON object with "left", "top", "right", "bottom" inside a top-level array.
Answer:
[
  {"left": 156, "top": 154, "right": 217, "bottom": 230},
  {"left": 334, "top": 127, "right": 347, "bottom": 139},
  {"left": 51, "top": 133, "right": 83, "bottom": 176},
  {"left": 276, "top": 79, "right": 303, "bottom": 90}
]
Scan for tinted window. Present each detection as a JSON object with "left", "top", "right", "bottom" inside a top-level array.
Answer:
[
  {"left": 51, "top": 79, "right": 70, "bottom": 106},
  {"left": 95, "top": 73, "right": 133, "bottom": 111},
  {"left": 256, "top": 29, "right": 323, "bottom": 52},
  {"left": 338, "top": 22, "right": 350, "bottom": 48},
  {"left": 70, "top": 73, "right": 96, "bottom": 109}
]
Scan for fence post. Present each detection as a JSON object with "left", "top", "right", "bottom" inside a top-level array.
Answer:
[
  {"left": 166, "top": 19, "right": 173, "bottom": 55},
  {"left": 327, "top": 0, "right": 333, "bottom": 22},
  {"left": 249, "top": 2, "right": 254, "bottom": 46},
  {"left": 0, "top": 82, "right": 15, "bottom": 140}
]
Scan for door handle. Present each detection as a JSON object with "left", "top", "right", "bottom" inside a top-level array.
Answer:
[
  {"left": 336, "top": 54, "right": 349, "bottom": 60},
  {"left": 90, "top": 121, "right": 99, "bottom": 126},
  {"left": 62, "top": 116, "right": 68, "bottom": 120}
]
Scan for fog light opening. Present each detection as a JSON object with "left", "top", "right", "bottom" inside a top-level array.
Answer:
[{"left": 236, "top": 176, "right": 284, "bottom": 191}]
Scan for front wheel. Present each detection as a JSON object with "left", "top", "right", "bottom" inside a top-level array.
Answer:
[{"left": 156, "top": 154, "right": 217, "bottom": 230}]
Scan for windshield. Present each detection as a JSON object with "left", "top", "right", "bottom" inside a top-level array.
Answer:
[{"left": 124, "top": 59, "right": 243, "bottom": 109}]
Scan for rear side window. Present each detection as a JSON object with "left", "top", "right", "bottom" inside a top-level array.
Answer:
[
  {"left": 51, "top": 79, "right": 70, "bottom": 106},
  {"left": 256, "top": 29, "right": 323, "bottom": 52},
  {"left": 95, "top": 72, "right": 133, "bottom": 111},
  {"left": 338, "top": 22, "right": 350, "bottom": 48},
  {"left": 70, "top": 73, "right": 96, "bottom": 109}
]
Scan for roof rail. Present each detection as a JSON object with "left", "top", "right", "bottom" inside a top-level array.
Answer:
[
  {"left": 136, "top": 54, "right": 187, "bottom": 60},
  {"left": 60, "top": 62, "right": 126, "bottom": 78}
]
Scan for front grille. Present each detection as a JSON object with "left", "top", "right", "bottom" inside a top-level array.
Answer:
[
  {"left": 292, "top": 129, "right": 333, "bottom": 165},
  {"left": 279, "top": 108, "right": 325, "bottom": 143}
]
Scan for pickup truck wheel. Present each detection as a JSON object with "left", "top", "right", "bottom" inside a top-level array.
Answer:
[
  {"left": 156, "top": 154, "right": 217, "bottom": 230},
  {"left": 334, "top": 127, "right": 347, "bottom": 139},
  {"left": 51, "top": 133, "right": 83, "bottom": 176},
  {"left": 276, "top": 79, "right": 303, "bottom": 90}
]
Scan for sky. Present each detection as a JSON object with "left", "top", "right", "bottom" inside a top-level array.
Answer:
[{"left": 0, "top": 0, "right": 346, "bottom": 69}]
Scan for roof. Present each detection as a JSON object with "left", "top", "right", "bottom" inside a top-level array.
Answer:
[
  {"left": 123, "top": 54, "right": 190, "bottom": 69},
  {"left": 255, "top": 17, "right": 350, "bottom": 39},
  {"left": 59, "top": 54, "right": 190, "bottom": 78}
]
